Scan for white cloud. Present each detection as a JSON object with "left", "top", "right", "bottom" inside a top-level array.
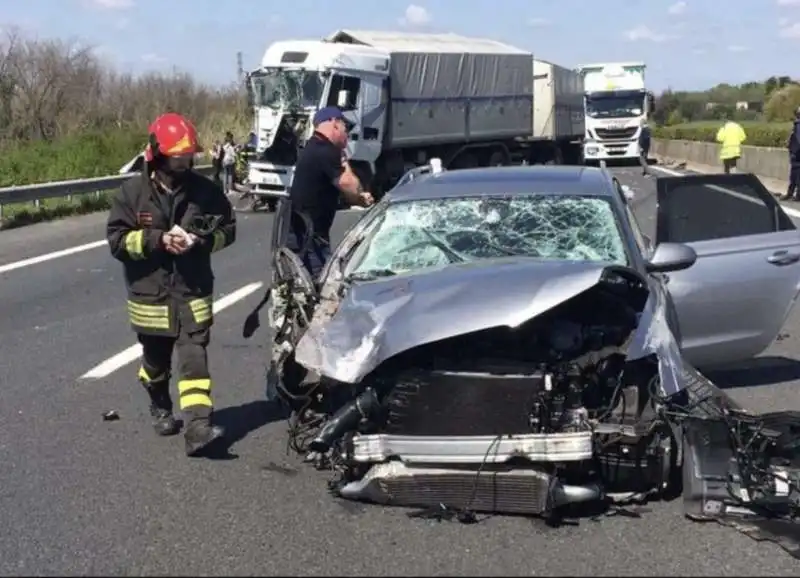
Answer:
[
  {"left": 727, "top": 45, "right": 749, "bottom": 52},
  {"left": 140, "top": 53, "right": 165, "bottom": 64},
  {"left": 528, "top": 17, "right": 551, "bottom": 27},
  {"left": 780, "top": 22, "right": 800, "bottom": 37},
  {"left": 780, "top": 17, "right": 790, "bottom": 25},
  {"left": 399, "top": 4, "right": 431, "bottom": 27},
  {"left": 668, "top": 1, "right": 686, "bottom": 15},
  {"left": 86, "top": 0, "right": 134, "bottom": 9},
  {"left": 778, "top": 0, "right": 800, "bottom": 6},
  {"left": 623, "top": 25, "right": 672, "bottom": 42}
]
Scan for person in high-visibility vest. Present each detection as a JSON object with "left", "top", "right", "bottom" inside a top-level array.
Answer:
[{"left": 715, "top": 118, "right": 747, "bottom": 174}]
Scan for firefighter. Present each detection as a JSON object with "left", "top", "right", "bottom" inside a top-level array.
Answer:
[{"left": 106, "top": 112, "right": 237, "bottom": 457}]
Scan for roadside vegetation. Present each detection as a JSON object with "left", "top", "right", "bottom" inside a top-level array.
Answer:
[
  {"left": 652, "top": 77, "right": 800, "bottom": 146},
  {"left": 0, "top": 27, "right": 251, "bottom": 228}
]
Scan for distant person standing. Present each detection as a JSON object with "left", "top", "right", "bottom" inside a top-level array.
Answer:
[
  {"left": 716, "top": 118, "right": 747, "bottom": 174},
  {"left": 210, "top": 140, "right": 223, "bottom": 183},
  {"left": 781, "top": 107, "right": 800, "bottom": 201},
  {"left": 638, "top": 120, "right": 652, "bottom": 176},
  {"left": 220, "top": 132, "right": 237, "bottom": 195}
]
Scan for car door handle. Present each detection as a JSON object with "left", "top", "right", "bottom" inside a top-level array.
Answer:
[{"left": 767, "top": 250, "right": 800, "bottom": 266}]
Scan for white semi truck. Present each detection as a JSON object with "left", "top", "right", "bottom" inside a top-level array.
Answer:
[
  {"left": 577, "top": 62, "right": 655, "bottom": 164},
  {"left": 243, "top": 30, "right": 584, "bottom": 201}
]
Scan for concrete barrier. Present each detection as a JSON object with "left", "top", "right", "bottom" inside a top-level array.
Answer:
[{"left": 652, "top": 139, "right": 790, "bottom": 181}]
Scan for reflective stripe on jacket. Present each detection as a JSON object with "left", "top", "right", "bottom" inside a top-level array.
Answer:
[
  {"left": 106, "top": 171, "right": 237, "bottom": 337},
  {"left": 716, "top": 121, "right": 746, "bottom": 160}
]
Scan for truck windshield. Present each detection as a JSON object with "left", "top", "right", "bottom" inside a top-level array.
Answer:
[
  {"left": 249, "top": 69, "right": 324, "bottom": 109},
  {"left": 585, "top": 92, "right": 645, "bottom": 119}
]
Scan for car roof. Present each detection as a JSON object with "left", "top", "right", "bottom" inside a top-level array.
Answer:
[{"left": 387, "top": 165, "right": 615, "bottom": 203}]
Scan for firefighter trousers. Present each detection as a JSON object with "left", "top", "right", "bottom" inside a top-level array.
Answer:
[{"left": 136, "top": 327, "right": 214, "bottom": 420}]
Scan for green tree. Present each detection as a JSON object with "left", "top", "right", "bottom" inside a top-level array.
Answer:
[{"left": 764, "top": 84, "right": 800, "bottom": 122}]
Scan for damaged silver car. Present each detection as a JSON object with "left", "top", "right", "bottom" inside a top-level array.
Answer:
[{"left": 260, "top": 162, "right": 800, "bottom": 556}]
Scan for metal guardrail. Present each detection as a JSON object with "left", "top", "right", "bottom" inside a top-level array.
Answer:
[{"left": 0, "top": 165, "right": 214, "bottom": 220}]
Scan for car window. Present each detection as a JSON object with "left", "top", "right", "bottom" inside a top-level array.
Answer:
[
  {"left": 343, "top": 194, "right": 630, "bottom": 277},
  {"left": 656, "top": 174, "right": 795, "bottom": 244}
]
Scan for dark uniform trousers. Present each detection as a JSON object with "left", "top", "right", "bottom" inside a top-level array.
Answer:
[
  {"left": 107, "top": 172, "right": 236, "bottom": 422},
  {"left": 136, "top": 309, "right": 214, "bottom": 419}
]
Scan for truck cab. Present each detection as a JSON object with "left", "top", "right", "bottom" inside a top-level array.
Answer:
[
  {"left": 578, "top": 62, "right": 656, "bottom": 164},
  {"left": 245, "top": 39, "right": 390, "bottom": 200}
]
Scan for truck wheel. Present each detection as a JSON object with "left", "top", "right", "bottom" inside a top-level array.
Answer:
[
  {"left": 451, "top": 153, "right": 479, "bottom": 170},
  {"left": 488, "top": 151, "right": 507, "bottom": 167},
  {"left": 545, "top": 146, "right": 564, "bottom": 166}
]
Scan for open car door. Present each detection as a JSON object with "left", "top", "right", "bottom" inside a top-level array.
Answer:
[{"left": 655, "top": 173, "right": 800, "bottom": 369}]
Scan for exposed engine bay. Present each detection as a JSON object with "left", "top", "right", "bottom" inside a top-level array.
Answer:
[
  {"left": 260, "top": 112, "right": 309, "bottom": 166},
  {"left": 263, "top": 247, "right": 800, "bottom": 557}
]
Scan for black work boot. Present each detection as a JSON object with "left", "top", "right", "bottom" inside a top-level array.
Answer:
[
  {"left": 184, "top": 416, "right": 225, "bottom": 457},
  {"left": 142, "top": 382, "right": 181, "bottom": 437}
]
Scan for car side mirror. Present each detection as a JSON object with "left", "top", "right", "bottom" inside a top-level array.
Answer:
[
  {"left": 337, "top": 89, "right": 350, "bottom": 108},
  {"left": 645, "top": 242, "right": 697, "bottom": 273}
]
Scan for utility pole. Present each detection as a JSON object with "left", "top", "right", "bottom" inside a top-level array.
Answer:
[{"left": 236, "top": 51, "right": 244, "bottom": 85}]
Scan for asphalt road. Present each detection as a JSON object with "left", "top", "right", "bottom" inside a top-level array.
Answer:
[{"left": 2, "top": 166, "right": 800, "bottom": 577}]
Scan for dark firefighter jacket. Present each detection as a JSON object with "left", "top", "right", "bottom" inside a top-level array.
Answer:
[{"left": 106, "top": 170, "right": 236, "bottom": 337}]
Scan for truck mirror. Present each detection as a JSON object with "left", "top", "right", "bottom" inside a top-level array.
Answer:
[{"left": 337, "top": 89, "right": 350, "bottom": 108}]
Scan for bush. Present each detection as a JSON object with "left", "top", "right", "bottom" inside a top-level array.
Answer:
[{"left": 653, "top": 121, "right": 794, "bottom": 147}]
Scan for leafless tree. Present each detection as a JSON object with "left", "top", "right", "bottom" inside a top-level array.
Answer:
[{"left": 0, "top": 28, "right": 246, "bottom": 146}]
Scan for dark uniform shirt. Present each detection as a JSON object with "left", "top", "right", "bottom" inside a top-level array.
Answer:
[
  {"left": 789, "top": 120, "right": 800, "bottom": 162},
  {"left": 106, "top": 170, "right": 236, "bottom": 337},
  {"left": 289, "top": 133, "right": 344, "bottom": 243}
]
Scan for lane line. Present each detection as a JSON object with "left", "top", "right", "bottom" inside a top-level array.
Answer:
[
  {"left": 650, "top": 165, "right": 800, "bottom": 219},
  {"left": 80, "top": 281, "right": 265, "bottom": 380},
  {"left": 0, "top": 240, "right": 108, "bottom": 275}
]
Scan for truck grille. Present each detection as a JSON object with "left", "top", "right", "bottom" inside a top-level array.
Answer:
[{"left": 595, "top": 127, "right": 638, "bottom": 141}]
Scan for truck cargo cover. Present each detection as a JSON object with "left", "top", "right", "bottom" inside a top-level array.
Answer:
[{"left": 326, "top": 30, "right": 534, "bottom": 146}]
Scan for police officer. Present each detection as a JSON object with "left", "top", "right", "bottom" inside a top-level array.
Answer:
[
  {"left": 782, "top": 107, "right": 800, "bottom": 201},
  {"left": 288, "top": 106, "right": 374, "bottom": 278},
  {"left": 106, "top": 112, "right": 237, "bottom": 457},
  {"left": 638, "top": 119, "right": 652, "bottom": 176}
]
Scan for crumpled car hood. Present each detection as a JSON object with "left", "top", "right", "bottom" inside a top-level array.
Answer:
[{"left": 295, "top": 258, "right": 626, "bottom": 383}]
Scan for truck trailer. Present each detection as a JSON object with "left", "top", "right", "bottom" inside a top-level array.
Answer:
[
  {"left": 245, "top": 30, "right": 585, "bottom": 200},
  {"left": 577, "top": 62, "right": 656, "bottom": 164}
]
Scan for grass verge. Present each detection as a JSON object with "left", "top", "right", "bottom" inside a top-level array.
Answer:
[
  {"left": 0, "top": 193, "right": 113, "bottom": 230},
  {"left": 653, "top": 121, "right": 793, "bottom": 147},
  {"left": 0, "top": 110, "right": 250, "bottom": 230}
]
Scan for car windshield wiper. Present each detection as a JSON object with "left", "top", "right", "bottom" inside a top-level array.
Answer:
[{"left": 345, "top": 269, "right": 398, "bottom": 282}]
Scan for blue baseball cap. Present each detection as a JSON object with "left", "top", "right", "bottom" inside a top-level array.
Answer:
[{"left": 313, "top": 106, "right": 346, "bottom": 127}]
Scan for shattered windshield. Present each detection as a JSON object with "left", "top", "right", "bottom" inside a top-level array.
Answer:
[
  {"left": 344, "top": 195, "right": 629, "bottom": 278},
  {"left": 586, "top": 91, "right": 645, "bottom": 119},
  {"left": 249, "top": 68, "right": 324, "bottom": 109}
]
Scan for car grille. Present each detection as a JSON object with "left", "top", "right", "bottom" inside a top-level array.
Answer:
[
  {"left": 372, "top": 469, "right": 553, "bottom": 514},
  {"left": 383, "top": 365, "right": 546, "bottom": 436}
]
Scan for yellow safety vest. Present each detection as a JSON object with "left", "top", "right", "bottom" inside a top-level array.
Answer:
[{"left": 715, "top": 121, "right": 746, "bottom": 160}]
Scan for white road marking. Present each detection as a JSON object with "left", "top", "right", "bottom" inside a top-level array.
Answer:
[
  {"left": 650, "top": 165, "right": 800, "bottom": 219},
  {"left": 80, "top": 281, "right": 265, "bottom": 380},
  {"left": 0, "top": 239, "right": 107, "bottom": 275}
]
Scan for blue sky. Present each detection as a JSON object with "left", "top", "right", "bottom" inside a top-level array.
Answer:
[{"left": 2, "top": 0, "right": 799, "bottom": 92}]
